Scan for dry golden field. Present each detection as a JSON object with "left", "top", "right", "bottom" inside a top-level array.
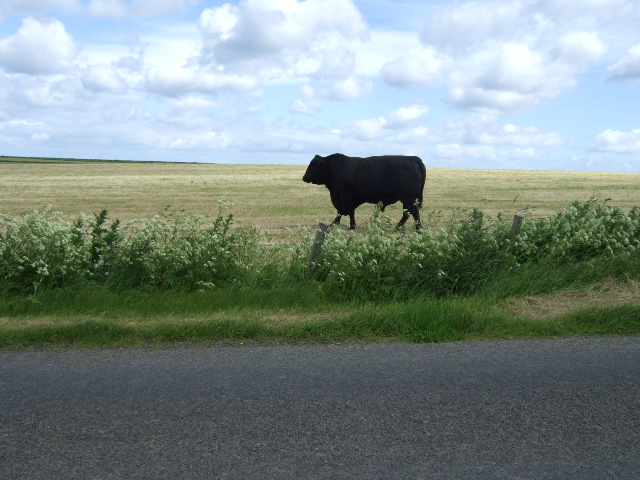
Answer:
[{"left": 1, "top": 157, "right": 639, "bottom": 235}]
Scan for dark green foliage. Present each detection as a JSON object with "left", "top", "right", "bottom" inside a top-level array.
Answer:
[
  {"left": 1, "top": 200, "right": 639, "bottom": 300},
  {"left": 436, "top": 209, "right": 516, "bottom": 295},
  {"left": 510, "top": 199, "right": 640, "bottom": 262}
]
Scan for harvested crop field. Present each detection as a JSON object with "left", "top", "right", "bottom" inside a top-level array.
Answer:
[{"left": 2, "top": 157, "right": 639, "bottom": 235}]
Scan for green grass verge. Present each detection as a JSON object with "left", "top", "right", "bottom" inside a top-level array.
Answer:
[
  {"left": 2, "top": 249, "right": 639, "bottom": 349},
  {"left": 1, "top": 283, "right": 639, "bottom": 348}
]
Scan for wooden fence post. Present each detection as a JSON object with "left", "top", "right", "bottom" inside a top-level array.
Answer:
[
  {"left": 509, "top": 215, "right": 524, "bottom": 241},
  {"left": 307, "top": 223, "right": 330, "bottom": 275}
]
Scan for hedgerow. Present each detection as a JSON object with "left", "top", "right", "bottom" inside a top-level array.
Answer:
[
  {"left": 1, "top": 199, "right": 639, "bottom": 298},
  {"left": 509, "top": 200, "right": 640, "bottom": 261}
]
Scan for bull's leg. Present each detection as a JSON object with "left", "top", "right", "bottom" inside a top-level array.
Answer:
[
  {"left": 332, "top": 214, "right": 342, "bottom": 225},
  {"left": 409, "top": 203, "right": 422, "bottom": 231},
  {"left": 396, "top": 210, "right": 410, "bottom": 229},
  {"left": 399, "top": 202, "right": 422, "bottom": 231},
  {"left": 348, "top": 212, "right": 356, "bottom": 230},
  {"left": 411, "top": 207, "right": 422, "bottom": 231}
]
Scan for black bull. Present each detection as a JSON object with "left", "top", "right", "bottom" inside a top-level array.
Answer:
[{"left": 302, "top": 153, "right": 426, "bottom": 230}]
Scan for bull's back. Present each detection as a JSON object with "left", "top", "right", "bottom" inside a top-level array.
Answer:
[{"left": 351, "top": 155, "right": 424, "bottom": 204}]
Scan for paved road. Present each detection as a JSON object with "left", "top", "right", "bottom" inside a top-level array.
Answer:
[{"left": 1, "top": 338, "right": 639, "bottom": 479}]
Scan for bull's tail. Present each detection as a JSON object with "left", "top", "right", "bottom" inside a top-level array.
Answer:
[{"left": 416, "top": 156, "right": 426, "bottom": 209}]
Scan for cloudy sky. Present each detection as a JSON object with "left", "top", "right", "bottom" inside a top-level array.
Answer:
[{"left": 1, "top": 0, "right": 639, "bottom": 171}]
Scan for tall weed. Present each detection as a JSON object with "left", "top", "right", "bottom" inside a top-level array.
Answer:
[
  {"left": 108, "top": 211, "right": 261, "bottom": 290},
  {"left": 310, "top": 200, "right": 640, "bottom": 300},
  {"left": 510, "top": 199, "right": 640, "bottom": 261},
  {"left": 0, "top": 208, "right": 88, "bottom": 292},
  {"left": 1, "top": 199, "right": 639, "bottom": 299}
]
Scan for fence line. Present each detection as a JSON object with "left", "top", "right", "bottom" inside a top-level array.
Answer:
[
  {"left": 509, "top": 215, "right": 524, "bottom": 241},
  {"left": 306, "top": 223, "right": 330, "bottom": 275},
  {"left": 306, "top": 215, "right": 525, "bottom": 275}
]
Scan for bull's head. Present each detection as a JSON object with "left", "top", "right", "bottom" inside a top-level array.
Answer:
[{"left": 302, "top": 155, "right": 327, "bottom": 186}]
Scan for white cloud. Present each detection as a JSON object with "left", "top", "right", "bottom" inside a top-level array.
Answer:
[
  {"left": 395, "top": 126, "right": 429, "bottom": 144},
  {"left": 313, "top": 45, "right": 355, "bottom": 81},
  {"left": 553, "top": 31, "right": 606, "bottom": 70},
  {"left": 469, "top": 123, "right": 564, "bottom": 147},
  {"left": 427, "top": 115, "right": 565, "bottom": 150},
  {"left": 319, "top": 75, "right": 372, "bottom": 101},
  {"left": 539, "top": 0, "right": 636, "bottom": 22},
  {"left": 31, "top": 132, "right": 50, "bottom": 141},
  {"left": 512, "top": 148, "right": 537, "bottom": 158},
  {"left": 447, "top": 37, "right": 604, "bottom": 114},
  {"left": 0, "top": 0, "right": 201, "bottom": 18},
  {"left": 432, "top": 143, "right": 543, "bottom": 169},
  {"left": 130, "top": 0, "right": 199, "bottom": 17},
  {"left": 86, "top": 0, "right": 198, "bottom": 18},
  {"left": 383, "top": 1, "right": 609, "bottom": 116},
  {"left": 436, "top": 144, "right": 497, "bottom": 160},
  {"left": 86, "top": 0, "right": 127, "bottom": 17},
  {"left": 0, "top": 17, "right": 78, "bottom": 74},
  {"left": 340, "top": 102, "right": 428, "bottom": 141},
  {"left": 300, "top": 84, "right": 314, "bottom": 99},
  {"left": 156, "top": 96, "right": 219, "bottom": 129},
  {"left": 198, "top": 3, "right": 239, "bottom": 47},
  {"left": 114, "top": 50, "right": 145, "bottom": 71},
  {"left": 342, "top": 117, "right": 387, "bottom": 141},
  {"left": 422, "top": 0, "right": 527, "bottom": 52},
  {"left": 607, "top": 44, "right": 640, "bottom": 83},
  {"left": 81, "top": 64, "right": 128, "bottom": 93},
  {"left": 339, "top": 104, "right": 563, "bottom": 152},
  {"left": 145, "top": 66, "right": 259, "bottom": 97},
  {"left": 0, "top": 118, "right": 51, "bottom": 146},
  {"left": 290, "top": 98, "right": 321, "bottom": 115},
  {"left": 448, "top": 44, "right": 548, "bottom": 114},
  {"left": 353, "top": 30, "right": 418, "bottom": 78},
  {"left": 198, "top": 0, "right": 368, "bottom": 73},
  {"left": 167, "top": 131, "right": 230, "bottom": 150},
  {"left": 386, "top": 104, "right": 429, "bottom": 129},
  {"left": 1, "top": 75, "right": 84, "bottom": 111},
  {"left": 290, "top": 85, "right": 322, "bottom": 115},
  {"left": 594, "top": 129, "right": 640, "bottom": 154},
  {"left": 381, "top": 47, "right": 448, "bottom": 88},
  {"left": 0, "top": 0, "right": 81, "bottom": 16}
]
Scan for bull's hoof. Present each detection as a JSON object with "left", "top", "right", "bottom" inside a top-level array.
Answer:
[{"left": 349, "top": 225, "right": 356, "bottom": 230}]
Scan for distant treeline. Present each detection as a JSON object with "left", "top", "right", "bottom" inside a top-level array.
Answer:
[{"left": 0, "top": 155, "right": 201, "bottom": 165}]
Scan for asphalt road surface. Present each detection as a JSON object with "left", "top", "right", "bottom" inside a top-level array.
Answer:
[{"left": 2, "top": 337, "right": 639, "bottom": 479}]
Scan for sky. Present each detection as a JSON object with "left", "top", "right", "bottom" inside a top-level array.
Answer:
[{"left": 0, "top": 0, "right": 640, "bottom": 171}]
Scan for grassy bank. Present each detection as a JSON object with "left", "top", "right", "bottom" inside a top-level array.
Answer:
[
  {"left": 1, "top": 276, "right": 639, "bottom": 348},
  {"left": 1, "top": 201, "right": 639, "bottom": 347}
]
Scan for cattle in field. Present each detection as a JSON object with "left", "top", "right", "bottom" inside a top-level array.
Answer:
[{"left": 302, "top": 153, "right": 426, "bottom": 230}]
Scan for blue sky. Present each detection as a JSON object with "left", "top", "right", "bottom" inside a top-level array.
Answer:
[{"left": 1, "top": 0, "right": 639, "bottom": 171}]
